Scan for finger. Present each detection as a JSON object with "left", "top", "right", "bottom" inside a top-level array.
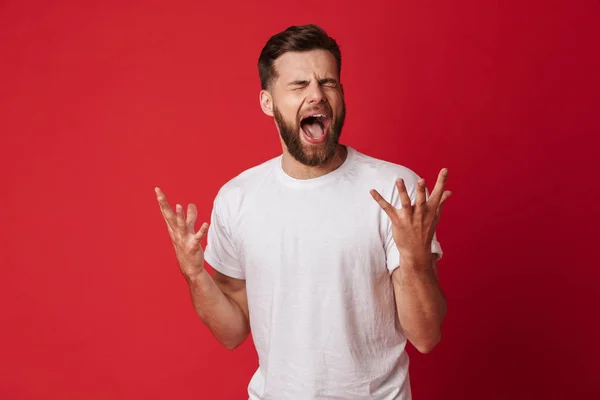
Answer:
[
  {"left": 155, "top": 187, "right": 177, "bottom": 229},
  {"left": 429, "top": 168, "right": 448, "bottom": 206},
  {"left": 194, "top": 222, "right": 210, "bottom": 242},
  {"left": 436, "top": 190, "right": 452, "bottom": 216},
  {"left": 414, "top": 179, "right": 427, "bottom": 213},
  {"left": 395, "top": 179, "right": 412, "bottom": 211},
  {"left": 187, "top": 203, "right": 198, "bottom": 231},
  {"left": 176, "top": 204, "right": 186, "bottom": 230},
  {"left": 370, "top": 189, "right": 398, "bottom": 220}
]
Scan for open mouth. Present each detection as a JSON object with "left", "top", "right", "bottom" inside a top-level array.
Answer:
[{"left": 300, "top": 113, "right": 330, "bottom": 144}]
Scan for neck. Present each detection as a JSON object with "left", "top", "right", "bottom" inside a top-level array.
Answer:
[{"left": 281, "top": 144, "right": 348, "bottom": 180}]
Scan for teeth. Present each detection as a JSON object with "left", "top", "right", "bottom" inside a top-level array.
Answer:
[{"left": 301, "top": 113, "right": 326, "bottom": 122}]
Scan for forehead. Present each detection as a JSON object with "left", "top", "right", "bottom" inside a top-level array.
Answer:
[{"left": 273, "top": 49, "right": 339, "bottom": 82}]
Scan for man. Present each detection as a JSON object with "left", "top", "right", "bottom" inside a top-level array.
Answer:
[{"left": 155, "top": 24, "right": 451, "bottom": 400}]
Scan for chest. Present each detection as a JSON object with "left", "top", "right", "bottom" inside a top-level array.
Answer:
[{"left": 234, "top": 186, "right": 388, "bottom": 283}]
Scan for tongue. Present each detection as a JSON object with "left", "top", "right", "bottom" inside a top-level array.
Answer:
[{"left": 303, "top": 122, "right": 324, "bottom": 138}]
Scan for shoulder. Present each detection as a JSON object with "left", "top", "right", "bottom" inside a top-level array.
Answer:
[
  {"left": 212, "top": 155, "right": 280, "bottom": 214},
  {"left": 350, "top": 146, "right": 422, "bottom": 188}
]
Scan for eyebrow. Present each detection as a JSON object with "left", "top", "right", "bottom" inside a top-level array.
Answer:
[{"left": 287, "top": 78, "right": 338, "bottom": 86}]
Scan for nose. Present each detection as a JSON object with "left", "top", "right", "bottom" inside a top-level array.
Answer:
[{"left": 306, "top": 80, "right": 325, "bottom": 104}]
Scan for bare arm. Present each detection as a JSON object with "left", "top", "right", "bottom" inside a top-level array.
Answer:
[
  {"left": 391, "top": 255, "right": 447, "bottom": 353},
  {"left": 155, "top": 187, "right": 249, "bottom": 350},
  {"left": 370, "top": 168, "right": 452, "bottom": 354},
  {"left": 186, "top": 268, "right": 250, "bottom": 350}
]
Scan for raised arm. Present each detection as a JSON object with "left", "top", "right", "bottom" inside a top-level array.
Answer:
[
  {"left": 155, "top": 187, "right": 250, "bottom": 350},
  {"left": 370, "top": 169, "right": 452, "bottom": 353}
]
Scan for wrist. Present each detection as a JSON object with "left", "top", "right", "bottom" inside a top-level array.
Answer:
[
  {"left": 399, "top": 251, "right": 432, "bottom": 269},
  {"left": 183, "top": 267, "right": 207, "bottom": 285}
]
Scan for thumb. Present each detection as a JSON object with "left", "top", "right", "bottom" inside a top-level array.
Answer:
[{"left": 370, "top": 189, "right": 396, "bottom": 220}]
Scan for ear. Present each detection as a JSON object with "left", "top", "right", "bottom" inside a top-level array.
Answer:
[
  {"left": 340, "top": 82, "right": 344, "bottom": 96},
  {"left": 260, "top": 90, "right": 274, "bottom": 117}
]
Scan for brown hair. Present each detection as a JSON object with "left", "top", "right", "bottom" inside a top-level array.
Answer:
[{"left": 258, "top": 24, "right": 342, "bottom": 90}]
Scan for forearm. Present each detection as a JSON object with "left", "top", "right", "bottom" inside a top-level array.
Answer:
[
  {"left": 185, "top": 270, "right": 250, "bottom": 350},
  {"left": 392, "top": 254, "right": 447, "bottom": 353}
]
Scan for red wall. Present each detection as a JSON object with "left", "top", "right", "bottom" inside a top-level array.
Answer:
[{"left": 1, "top": 1, "right": 598, "bottom": 399}]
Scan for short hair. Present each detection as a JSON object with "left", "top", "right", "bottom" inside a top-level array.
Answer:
[{"left": 257, "top": 24, "right": 342, "bottom": 90}]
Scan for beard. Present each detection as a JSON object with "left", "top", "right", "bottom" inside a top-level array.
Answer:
[{"left": 273, "top": 100, "right": 346, "bottom": 167}]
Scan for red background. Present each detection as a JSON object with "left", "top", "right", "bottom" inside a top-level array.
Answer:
[{"left": 1, "top": 1, "right": 598, "bottom": 399}]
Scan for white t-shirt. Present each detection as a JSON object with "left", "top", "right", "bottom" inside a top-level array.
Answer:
[{"left": 203, "top": 145, "right": 443, "bottom": 400}]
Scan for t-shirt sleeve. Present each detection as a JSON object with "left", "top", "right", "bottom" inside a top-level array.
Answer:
[
  {"left": 203, "top": 192, "right": 245, "bottom": 280},
  {"left": 384, "top": 176, "right": 444, "bottom": 274}
]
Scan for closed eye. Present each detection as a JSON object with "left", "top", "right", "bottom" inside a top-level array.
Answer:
[
  {"left": 289, "top": 80, "right": 309, "bottom": 88},
  {"left": 287, "top": 78, "right": 338, "bottom": 89},
  {"left": 319, "top": 78, "right": 338, "bottom": 87}
]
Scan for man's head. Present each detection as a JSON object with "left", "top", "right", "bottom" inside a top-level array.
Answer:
[{"left": 258, "top": 24, "right": 346, "bottom": 167}]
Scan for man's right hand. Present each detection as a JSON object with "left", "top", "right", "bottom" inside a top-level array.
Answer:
[{"left": 155, "top": 187, "right": 210, "bottom": 281}]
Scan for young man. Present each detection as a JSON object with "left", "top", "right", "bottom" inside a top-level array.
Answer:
[{"left": 156, "top": 24, "right": 451, "bottom": 400}]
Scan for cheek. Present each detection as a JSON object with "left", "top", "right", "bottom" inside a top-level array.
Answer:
[
  {"left": 279, "top": 99, "right": 302, "bottom": 120},
  {"left": 327, "top": 93, "right": 344, "bottom": 112}
]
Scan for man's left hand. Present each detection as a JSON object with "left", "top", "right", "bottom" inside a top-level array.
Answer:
[{"left": 370, "top": 168, "right": 452, "bottom": 264}]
